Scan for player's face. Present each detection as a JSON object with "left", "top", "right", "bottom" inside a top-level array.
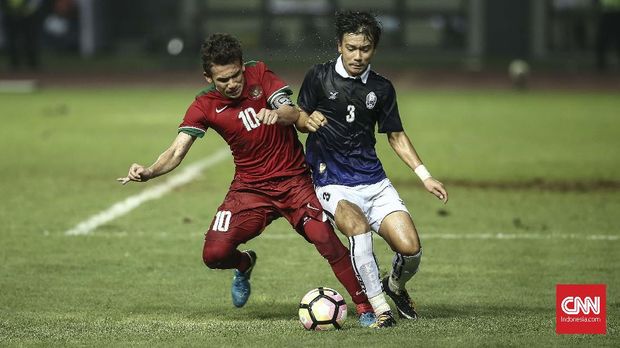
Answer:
[
  {"left": 338, "top": 33, "right": 376, "bottom": 77},
  {"left": 205, "top": 61, "right": 245, "bottom": 99}
]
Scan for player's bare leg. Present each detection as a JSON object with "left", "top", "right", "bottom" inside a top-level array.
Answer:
[
  {"left": 378, "top": 211, "right": 421, "bottom": 319},
  {"left": 335, "top": 200, "right": 395, "bottom": 328}
]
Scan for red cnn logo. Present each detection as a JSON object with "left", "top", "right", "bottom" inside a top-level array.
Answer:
[{"left": 556, "top": 284, "right": 606, "bottom": 334}]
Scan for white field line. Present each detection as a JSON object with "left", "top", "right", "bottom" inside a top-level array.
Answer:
[
  {"left": 260, "top": 232, "right": 618, "bottom": 241},
  {"left": 0, "top": 79, "right": 37, "bottom": 93},
  {"left": 65, "top": 148, "right": 230, "bottom": 236},
  {"left": 421, "top": 232, "right": 619, "bottom": 241}
]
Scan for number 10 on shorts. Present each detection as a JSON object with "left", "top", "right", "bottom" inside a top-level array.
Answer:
[{"left": 212, "top": 210, "right": 232, "bottom": 232}]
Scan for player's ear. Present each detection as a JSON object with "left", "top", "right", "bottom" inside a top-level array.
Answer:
[
  {"left": 203, "top": 72, "right": 213, "bottom": 84},
  {"left": 337, "top": 41, "right": 343, "bottom": 55}
]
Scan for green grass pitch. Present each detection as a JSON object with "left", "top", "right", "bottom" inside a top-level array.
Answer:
[{"left": 0, "top": 87, "right": 618, "bottom": 346}]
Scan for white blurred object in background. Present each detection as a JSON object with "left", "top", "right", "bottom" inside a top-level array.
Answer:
[
  {"left": 508, "top": 59, "right": 530, "bottom": 90},
  {"left": 167, "top": 37, "right": 184, "bottom": 56}
]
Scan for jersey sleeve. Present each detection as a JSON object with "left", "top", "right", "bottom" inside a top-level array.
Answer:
[
  {"left": 178, "top": 100, "right": 208, "bottom": 138},
  {"left": 297, "top": 65, "right": 321, "bottom": 114},
  {"left": 377, "top": 82, "right": 404, "bottom": 133},
  {"left": 258, "top": 61, "right": 293, "bottom": 108}
]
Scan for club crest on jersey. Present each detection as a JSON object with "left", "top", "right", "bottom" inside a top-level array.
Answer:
[
  {"left": 248, "top": 85, "right": 263, "bottom": 100},
  {"left": 366, "top": 91, "right": 377, "bottom": 109},
  {"left": 319, "top": 162, "right": 327, "bottom": 174},
  {"left": 329, "top": 91, "right": 339, "bottom": 100}
]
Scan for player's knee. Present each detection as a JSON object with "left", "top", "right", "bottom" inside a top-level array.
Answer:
[
  {"left": 335, "top": 202, "right": 369, "bottom": 235},
  {"left": 337, "top": 217, "right": 369, "bottom": 236},
  {"left": 304, "top": 221, "right": 332, "bottom": 245},
  {"left": 393, "top": 238, "right": 420, "bottom": 256},
  {"left": 348, "top": 220, "right": 371, "bottom": 235},
  {"left": 202, "top": 242, "right": 233, "bottom": 269},
  {"left": 304, "top": 219, "right": 348, "bottom": 262}
]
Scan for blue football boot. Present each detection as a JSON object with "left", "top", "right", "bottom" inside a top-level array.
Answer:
[
  {"left": 358, "top": 311, "right": 377, "bottom": 327},
  {"left": 231, "top": 250, "right": 257, "bottom": 308},
  {"left": 356, "top": 302, "right": 376, "bottom": 327}
]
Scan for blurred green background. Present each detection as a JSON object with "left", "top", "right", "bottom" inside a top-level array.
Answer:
[
  {"left": 2, "top": 0, "right": 620, "bottom": 73},
  {"left": 1, "top": 0, "right": 619, "bottom": 346}
]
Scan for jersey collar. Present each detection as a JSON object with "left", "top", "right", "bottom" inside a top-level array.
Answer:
[{"left": 335, "top": 55, "right": 370, "bottom": 84}]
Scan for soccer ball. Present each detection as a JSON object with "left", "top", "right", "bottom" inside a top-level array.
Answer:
[{"left": 298, "top": 287, "right": 347, "bottom": 330}]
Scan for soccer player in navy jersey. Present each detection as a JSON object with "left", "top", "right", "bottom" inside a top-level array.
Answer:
[
  {"left": 296, "top": 11, "right": 449, "bottom": 328},
  {"left": 118, "top": 33, "right": 375, "bottom": 326}
]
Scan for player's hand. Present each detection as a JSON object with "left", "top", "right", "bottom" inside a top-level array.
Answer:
[
  {"left": 304, "top": 111, "right": 328, "bottom": 132},
  {"left": 256, "top": 108, "right": 279, "bottom": 125},
  {"left": 117, "top": 163, "right": 152, "bottom": 185},
  {"left": 423, "top": 178, "right": 448, "bottom": 204}
]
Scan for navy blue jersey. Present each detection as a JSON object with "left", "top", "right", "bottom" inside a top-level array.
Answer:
[{"left": 297, "top": 57, "right": 404, "bottom": 187}]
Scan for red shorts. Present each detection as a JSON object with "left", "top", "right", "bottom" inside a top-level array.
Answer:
[{"left": 205, "top": 173, "right": 324, "bottom": 245}]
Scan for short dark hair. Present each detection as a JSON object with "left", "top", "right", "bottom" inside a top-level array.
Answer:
[
  {"left": 335, "top": 11, "right": 382, "bottom": 48},
  {"left": 201, "top": 33, "right": 243, "bottom": 76}
]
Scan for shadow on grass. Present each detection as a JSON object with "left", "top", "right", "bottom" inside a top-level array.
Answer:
[
  {"left": 420, "top": 303, "right": 551, "bottom": 319},
  {"left": 130, "top": 301, "right": 558, "bottom": 323},
  {"left": 187, "top": 301, "right": 297, "bottom": 321}
]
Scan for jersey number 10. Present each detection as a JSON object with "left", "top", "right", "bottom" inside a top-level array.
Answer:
[
  {"left": 239, "top": 108, "right": 260, "bottom": 131},
  {"left": 212, "top": 210, "right": 232, "bottom": 232}
]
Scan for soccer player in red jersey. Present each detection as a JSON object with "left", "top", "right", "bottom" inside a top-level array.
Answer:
[{"left": 118, "top": 33, "right": 375, "bottom": 326}]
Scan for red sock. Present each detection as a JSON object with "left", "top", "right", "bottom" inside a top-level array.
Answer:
[
  {"left": 303, "top": 219, "right": 370, "bottom": 307},
  {"left": 356, "top": 302, "right": 374, "bottom": 315},
  {"left": 329, "top": 252, "right": 369, "bottom": 306},
  {"left": 235, "top": 251, "right": 251, "bottom": 272}
]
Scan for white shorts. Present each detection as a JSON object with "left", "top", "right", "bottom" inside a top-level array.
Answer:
[{"left": 315, "top": 178, "right": 410, "bottom": 233}]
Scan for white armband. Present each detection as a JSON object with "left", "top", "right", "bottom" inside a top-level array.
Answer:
[
  {"left": 414, "top": 164, "right": 432, "bottom": 181},
  {"left": 270, "top": 93, "right": 294, "bottom": 109}
]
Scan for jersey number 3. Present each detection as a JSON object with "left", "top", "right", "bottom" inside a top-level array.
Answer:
[{"left": 346, "top": 105, "right": 355, "bottom": 123}]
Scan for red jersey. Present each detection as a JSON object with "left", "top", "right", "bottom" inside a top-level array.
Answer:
[{"left": 179, "top": 61, "right": 307, "bottom": 184}]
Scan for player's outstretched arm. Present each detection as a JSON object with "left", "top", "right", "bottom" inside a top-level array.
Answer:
[
  {"left": 295, "top": 110, "right": 327, "bottom": 133},
  {"left": 117, "top": 132, "right": 196, "bottom": 185},
  {"left": 387, "top": 131, "right": 448, "bottom": 203}
]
